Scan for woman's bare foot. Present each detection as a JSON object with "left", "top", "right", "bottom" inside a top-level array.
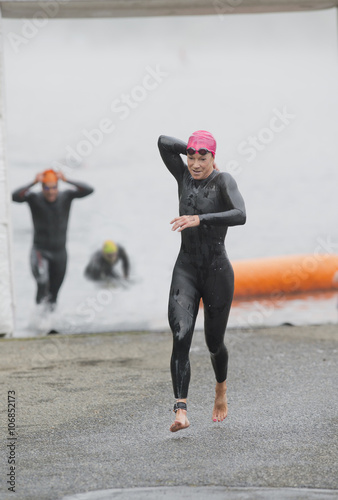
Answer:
[
  {"left": 170, "top": 400, "right": 190, "bottom": 432},
  {"left": 212, "top": 381, "right": 228, "bottom": 422}
]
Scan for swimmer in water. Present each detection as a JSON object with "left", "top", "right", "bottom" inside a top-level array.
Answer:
[
  {"left": 84, "top": 240, "right": 130, "bottom": 281},
  {"left": 12, "top": 169, "right": 94, "bottom": 310},
  {"left": 158, "top": 131, "right": 246, "bottom": 432}
]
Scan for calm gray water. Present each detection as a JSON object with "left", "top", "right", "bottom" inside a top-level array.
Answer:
[{"left": 3, "top": 11, "right": 338, "bottom": 335}]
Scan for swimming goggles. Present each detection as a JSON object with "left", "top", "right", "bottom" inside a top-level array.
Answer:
[
  {"left": 186, "top": 147, "right": 212, "bottom": 156},
  {"left": 43, "top": 185, "right": 58, "bottom": 191}
]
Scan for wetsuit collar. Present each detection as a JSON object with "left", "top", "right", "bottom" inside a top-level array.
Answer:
[{"left": 191, "top": 168, "right": 218, "bottom": 186}]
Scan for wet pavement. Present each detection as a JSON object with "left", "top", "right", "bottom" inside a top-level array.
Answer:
[{"left": 0, "top": 324, "right": 337, "bottom": 499}]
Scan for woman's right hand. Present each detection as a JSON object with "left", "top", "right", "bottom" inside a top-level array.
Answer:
[{"left": 170, "top": 215, "right": 200, "bottom": 232}]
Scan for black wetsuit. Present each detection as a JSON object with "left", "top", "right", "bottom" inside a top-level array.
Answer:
[
  {"left": 84, "top": 246, "right": 130, "bottom": 281},
  {"left": 158, "top": 135, "right": 246, "bottom": 399},
  {"left": 12, "top": 180, "right": 94, "bottom": 305}
]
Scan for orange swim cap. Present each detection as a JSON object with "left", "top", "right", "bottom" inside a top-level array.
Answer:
[{"left": 42, "top": 169, "right": 58, "bottom": 184}]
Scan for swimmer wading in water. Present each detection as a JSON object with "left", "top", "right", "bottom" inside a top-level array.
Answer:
[
  {"left": 158, "top": 131, "right": 246, "bottom": 432},
  {"left": 84, "top": 240, "right": 130, "bottom": 282},
  {"left": 12, "top": 169, "right": 94, "bottom": 310}
]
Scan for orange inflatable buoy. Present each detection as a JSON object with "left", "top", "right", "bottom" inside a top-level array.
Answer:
[{"left": 233, "top": 254, "right": 338, "bottom": 299}]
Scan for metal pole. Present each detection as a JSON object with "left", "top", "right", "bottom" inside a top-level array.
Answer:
[{"left": 0, "top": 6, "right": 15, "bottom": 337}]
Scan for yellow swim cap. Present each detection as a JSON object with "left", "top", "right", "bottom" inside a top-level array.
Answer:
[{"left": 102, "top": 240, "right": 118, "bottom": 254}]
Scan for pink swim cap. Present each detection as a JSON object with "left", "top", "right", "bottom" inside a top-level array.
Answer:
[{"left": 187, "top": 130, "right": 216, "bottom": 157}]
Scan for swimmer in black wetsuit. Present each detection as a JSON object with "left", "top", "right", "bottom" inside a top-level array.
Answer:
[
  {"left": 12, "top": 169, "right": 94, "bottom": 309},
  {"left": 84, "top": 240, "right": 130, "bottom": 281},
  {"left": 158, "top": 131, "right": 246, "bottom": 432}
]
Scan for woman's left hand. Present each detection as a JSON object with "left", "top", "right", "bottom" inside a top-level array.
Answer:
[{"left": 170, "top": 215, "right": 200, "bottom": 232}]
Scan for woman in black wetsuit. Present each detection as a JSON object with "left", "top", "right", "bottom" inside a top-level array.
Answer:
[{"left": 158, "top": 131, "right": 246, "bottom": 432}]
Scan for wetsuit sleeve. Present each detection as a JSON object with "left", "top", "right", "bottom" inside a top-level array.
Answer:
[
  {"left": 65, "top": 180, "right": 94, "bottom": 199},
  {"left": 158, "top": 135, "right": 187, "bottom": 182},
  {"left": 118, "top": 246, "right": 130, "bottom": 278},
  {"left": 199, "top": 173, "right": 246, "bottom": 227},
  {"left": 12, "top": 182, "right": 36, "bottom": 202}
]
